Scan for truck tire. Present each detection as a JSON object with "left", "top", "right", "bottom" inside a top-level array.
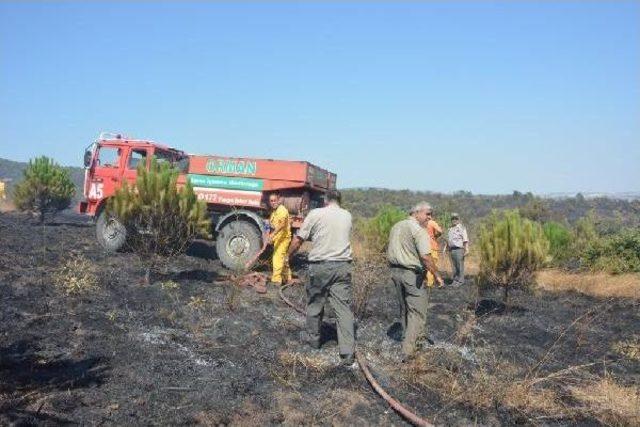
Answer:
[
  {"left": 96, "top": 209, "right": 127, "bottom": 252},
  {"left": 216, "top": 220, "right": 262, "bottom": 272}
]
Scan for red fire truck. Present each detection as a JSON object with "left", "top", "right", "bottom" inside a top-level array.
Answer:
[{"left": 78, "top": 133, "right": 337, "bottom": 270}]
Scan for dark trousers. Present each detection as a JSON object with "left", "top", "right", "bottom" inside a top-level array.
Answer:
[
  {"left": 450, "top": 247, "right": 465, "bottom": 285},
  {"left": 391, "top": 267, "right": 427, "bottom": 356},
  {"left": 305, "top": 261, "right": 355, "bottom": 356}
]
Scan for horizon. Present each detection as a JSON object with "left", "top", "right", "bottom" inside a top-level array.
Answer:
[
  {"left": 1, "top": 2, "right": 638, "bottom": 194},
  {"left": 2, "top": 154, "right": 639, "bottom": 200}
]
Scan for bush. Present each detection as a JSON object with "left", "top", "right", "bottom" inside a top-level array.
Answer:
[
  {"left": 52, "top": 253, "right": 99, "bottom": 295},
  {"left": 579, "top": 228, "right": 640, "bottom": 274},
  {"left": 478, "top": 210, "right": 549, "bottom": 304},
  {"left": 108, "top": 158, "right": 211, "bottom": 283},
  {"left": 543, "top": 222, "right": 572, "bottom": 263},
  {"left": 354, "top": 205, "right": 406, "bottom": 255},
  {"left": 430, "top": 209, "right": 452, "bottom": 237},
  {"left": 13, "top": 156, "right": 75, "bottom": 222},
  {"left": 574, "top": 213, "right": 598, "bottom": 247}
]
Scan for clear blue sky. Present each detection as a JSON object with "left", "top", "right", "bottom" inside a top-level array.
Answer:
[{"left": 1, "top": 2, "right": 638, "bottom": 194}]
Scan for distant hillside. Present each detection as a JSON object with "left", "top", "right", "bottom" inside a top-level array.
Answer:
[
  {"left": 341, "top": 188, "right": 640, "bottom": 229},
  {"left": 0, "top": 157, "right": 84, "bottom": 201},
  {"left": 2, "top": 157, "right": 638, "bottom": 229}
]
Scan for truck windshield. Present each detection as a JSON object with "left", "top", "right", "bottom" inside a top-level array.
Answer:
[{"left": 97, "top": 146, "right": 121, "bottom": 168}]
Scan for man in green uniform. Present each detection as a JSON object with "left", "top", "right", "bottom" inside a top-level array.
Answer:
[
  {"left": 287, "top": 190, "right": 356, "bottom": 367},
  {"left": 387, "top": 201, "right": 443, "bottom": 360}
]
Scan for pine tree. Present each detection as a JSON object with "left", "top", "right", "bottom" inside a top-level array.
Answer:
[
  {"left": 108, "top": 158, "right": 211, "bottom": 283},
  {"left": 13, "top": 156, "right": 76, "bottom": 222},
  {"left": 543, "top": 221, "right": 572, "bottom": 263},
  {"left": 356, "top": 205, "right": 406, "bottom": 255},
  {"left": 478, "top": 210, "right": 549, "bottom": 305}
]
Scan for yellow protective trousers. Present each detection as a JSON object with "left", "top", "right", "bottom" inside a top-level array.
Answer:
[{"left": 271, "top": 237, "right": 292, "bottom": 284}]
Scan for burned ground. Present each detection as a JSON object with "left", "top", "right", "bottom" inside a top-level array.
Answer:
[{"left": 1, "top": 211, "right": 639, "bottom": 426}]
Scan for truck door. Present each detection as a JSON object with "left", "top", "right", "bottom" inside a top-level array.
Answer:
[
  {"left": 123, "top": 148, "right": 148, "bottom": 186},
  {"left": 90, "top": 145, "right": 123, "bottom": 200}
]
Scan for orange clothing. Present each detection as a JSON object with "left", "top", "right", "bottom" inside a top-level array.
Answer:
[{"left": 426, "top": 219, "right": 442, "bottom": 251}]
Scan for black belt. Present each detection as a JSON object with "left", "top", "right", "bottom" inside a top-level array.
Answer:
[
  {"left": 308, "top": 260, "right": 352, "bottom": 264},
  {"left": 389, "top": 264, "right": 423, "bottom": 274}
]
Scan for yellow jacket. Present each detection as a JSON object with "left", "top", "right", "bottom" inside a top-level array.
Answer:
[{"left": 270, "top": 204, "right": 291, "bottom": 242}]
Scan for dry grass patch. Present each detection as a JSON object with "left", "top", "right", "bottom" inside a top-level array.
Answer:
[
  {"left": 352, "top": 255, "right": 387, "bottom": 319},
  {"left": 612, "top": 336, "right": 640, "bottom": 362},
  {"left": 193, "top": 400, "right": 273, "bottom": 426},
  {"left": 274, "top": 389, "right": 370, "bottom": 426},
  {"left": 405, "top": 348, "right": 640, "bottom": 424},
  {"left": 187, "top": 296, "right": 207, "bottom": 311},
  {"left": 273, "top": 391, "right": 307, "bottom": 425},
  {"left": 404, "top": 350, "right": 467, "bottom": 398},
  {"left": 463, "top": 252, "right": 480, "bottom": 275},
  {"left": 452, "top": 314, "right": 477, "bottom": 344},
  {"left": 52, "top": 252, "right": 99, "bottom": 295},
  {"left": 571, "top": 377, "right": 640, "bottom": 426},
  {"left": 537, "top": 270, "right": 640, "bottom": 299},
  {"left": 502, "top": 382, "right": 565, "bottom": 416},
  {"left": 272, "top": 351, "right": 333, "bottom": 389},
  {"left": 316, "top": 389, "right": 370, "bottom": 426},
  {"left": 229, "top": 399, "right": 273, "bottom": 426},
  {"left": 438, "top": 250, "right": 480, "bottom": 276},
  {"left": 403, "top": 349, "right": 568, "bottom": 420},
  {"left": 277, "top": 351, "right": 332, "bottom": 373}
]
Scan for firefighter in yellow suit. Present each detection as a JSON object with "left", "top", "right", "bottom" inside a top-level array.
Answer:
[
  {"left": 424, "top": 210, "right": 443, "bottom": 287},
  {"left": 268, "top": 193, "right": 292, "bottom": 285}
]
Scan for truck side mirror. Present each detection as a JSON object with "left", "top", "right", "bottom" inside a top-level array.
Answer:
[{"left": 84, "top": 150, "right": 92, "bottom": 168}]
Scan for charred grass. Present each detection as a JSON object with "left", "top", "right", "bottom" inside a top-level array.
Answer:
[{"left": 1, "top": 211, "right": 639, "bottom": 425}]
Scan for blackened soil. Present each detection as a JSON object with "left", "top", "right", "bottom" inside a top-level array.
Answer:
[{"left": 1, "top": 211, "right": 639, "bottom": 426}]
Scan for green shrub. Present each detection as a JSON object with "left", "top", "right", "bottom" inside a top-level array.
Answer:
[
  {"left": 579, "top": 228, "right": 640, "bottom": 274},
  {"left": 574, "top": 213, "right": 598, "bottom": 246},
  {"left": 543, "top": 222, "right": 572, "bottom": 263},
  {"left": 13, "top": 156, "right": 76, "bottom": 222},
  {"left": 108, "top": 158, "right": 211, "bottom": 283},
  {"left": 478, "top": 210, "right": 549, "bottom": 303},
  {"left": 355, "top": 205, "right": 406, "bottom": 254},
  {"left": 434, "top": 210, "right": 453, "bottom": 235}
]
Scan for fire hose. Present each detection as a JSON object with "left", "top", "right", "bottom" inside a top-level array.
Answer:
[
  {"left": 244, "top": 231, "right": 270, "bottom": 270},
  {"left": 278, "top": 283, "right": 434, "bottom": 427}
]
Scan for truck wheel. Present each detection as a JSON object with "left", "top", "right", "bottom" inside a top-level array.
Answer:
[
  {"left": 216, "top": 220, "right": 262, "bottom": 272},
  {"left": 96, "top": 209, "right": 127, "bottom": 252}
]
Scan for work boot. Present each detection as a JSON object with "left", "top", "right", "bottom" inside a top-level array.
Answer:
[
  {"left": 299, "top": 331, "right": 321, "bottom": 349},
  {"left": 339, "top": 353, "right": 356, "bottom": 368}
]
